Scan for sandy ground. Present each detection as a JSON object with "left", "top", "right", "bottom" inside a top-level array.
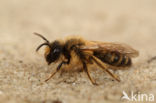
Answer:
[{"left": 0, "top": 0, "right": 156, "bottom": 103}]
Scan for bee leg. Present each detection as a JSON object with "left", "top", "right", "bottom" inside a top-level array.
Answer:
[
  {"left": 45, "top": 61, "right": 67, "bottom": 82},
  {"left": 91, "top": 56, "right": 120, "bottom": 82},
  {"left": 82, "top": 62, "right": 98, "bottom": 85}
]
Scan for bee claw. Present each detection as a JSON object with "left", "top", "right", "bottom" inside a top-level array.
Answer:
[{"left": 93, "top": 82, "right": 99, "bottom": 85}]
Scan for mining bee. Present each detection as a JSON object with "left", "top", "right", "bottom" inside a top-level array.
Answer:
[{"left": 34, "top": 32, "right": 139, "bottom": 85}]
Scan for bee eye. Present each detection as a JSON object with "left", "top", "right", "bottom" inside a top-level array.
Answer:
[{"left": 53, "top": 48, "right": 60, "bottom": 54}]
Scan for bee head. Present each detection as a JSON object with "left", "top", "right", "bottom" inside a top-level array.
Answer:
[
  {"left": 45, "top": 41, "right": 62, "bottom": 65},
  {"left": 34, "top": 32, "right": 62, "bottom": 65}
]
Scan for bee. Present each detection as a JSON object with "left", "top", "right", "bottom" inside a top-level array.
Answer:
[{"left": 34, "top": 32, "right": 139, "bottom": 85}]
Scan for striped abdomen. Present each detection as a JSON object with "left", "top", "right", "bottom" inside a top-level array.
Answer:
[{"left": 93, "top": 51, "right": 131, "bottom": 67}]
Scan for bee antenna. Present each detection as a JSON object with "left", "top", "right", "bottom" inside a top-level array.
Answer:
[
  {"left": 34, "top": 32, "right": 50, "bottom": 43},
  {"left": 36, "top": 43, "right": 51, "bottom": 52}
]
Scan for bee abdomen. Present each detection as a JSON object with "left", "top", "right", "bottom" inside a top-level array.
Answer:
[{"left": 94, "top": 52, "right": 131, "bottom": 67}]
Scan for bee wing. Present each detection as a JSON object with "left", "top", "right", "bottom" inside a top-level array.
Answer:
[{"left": 80, "top": 41, "right": 139, "bottom": 58}]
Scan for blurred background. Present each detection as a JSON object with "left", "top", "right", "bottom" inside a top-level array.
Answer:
[
  {"left": 1, "top": 0, "right": 156, "bottom": 60},
  {"left": 0, "top": 0, "right": 156, "bottom": 103}
]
